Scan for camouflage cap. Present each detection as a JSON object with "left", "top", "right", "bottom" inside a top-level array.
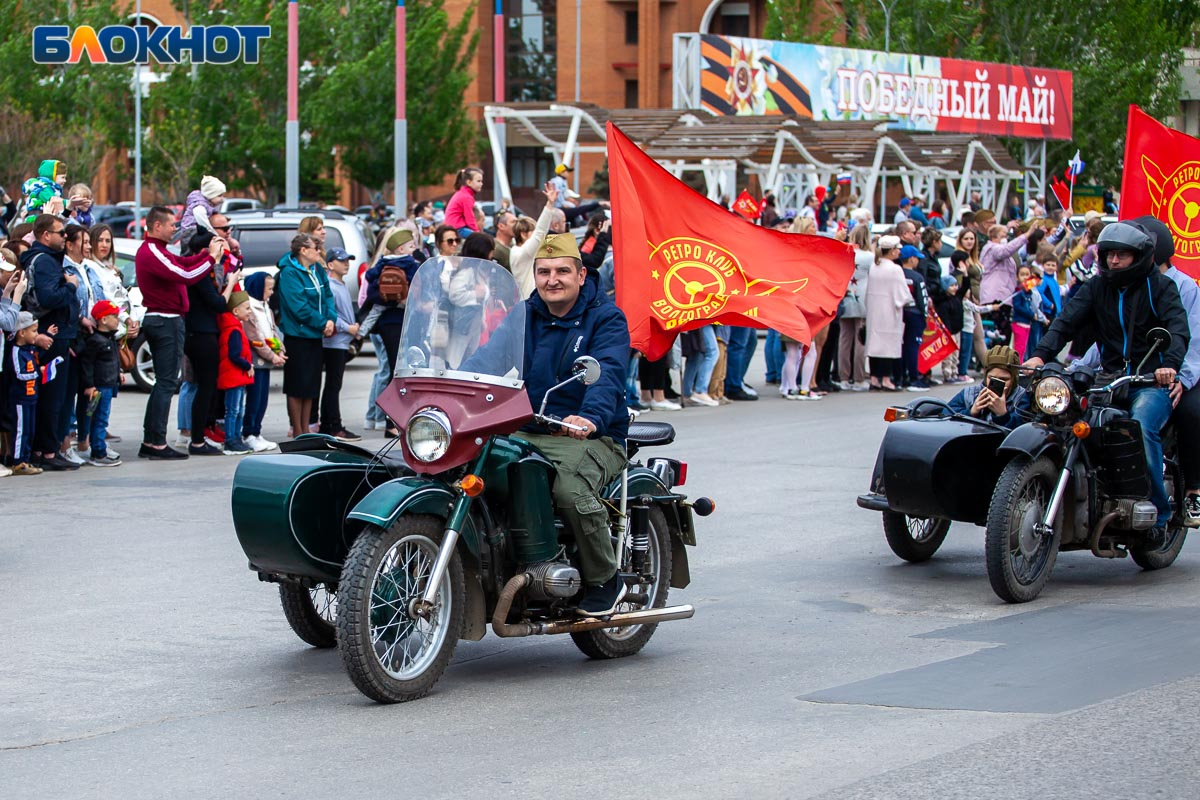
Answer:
[{"left": 535, "top": 233, "right": 581, "bottom": 261}]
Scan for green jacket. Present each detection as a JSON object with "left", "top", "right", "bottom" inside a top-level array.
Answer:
[{"left": 276, "top": 254, "right": 335, "bottom": 339}]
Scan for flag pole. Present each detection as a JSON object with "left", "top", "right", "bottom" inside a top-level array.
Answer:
[
  {"left": 394, "top": 0, "right": 407, "bottom": 216},
  {"left": 285, "top": 0, "right": 299, "bottom": 208}
]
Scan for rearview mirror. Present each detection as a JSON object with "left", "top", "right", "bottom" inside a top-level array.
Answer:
[
  {"left": 572, "top": 356, "right": 602, "bottom": 386},
  {"left": 1147, "top": 327, "right": 1172, "bottom": 352}
]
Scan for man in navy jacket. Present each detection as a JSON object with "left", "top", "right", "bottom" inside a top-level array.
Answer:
[{"left": 518, "top": 234, "right": 632, "bottom": 616}]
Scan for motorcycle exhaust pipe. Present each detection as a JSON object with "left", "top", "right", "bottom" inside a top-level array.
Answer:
[{"left": 491, "top": 573, "right": 695, "bottom": 637}]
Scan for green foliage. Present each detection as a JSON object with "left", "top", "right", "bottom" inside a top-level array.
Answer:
[
  {"left": 308, "top": 0, "right": 481, "bottom": 193},
  {"left": 0, "top": 0, "right": 134, "bottom": 193},
  {"left": 0, "top": 0, "right": 479, "bottom": 204},
  {"left": 769, "top": 0, "right": 1200, "bottom": 186}
]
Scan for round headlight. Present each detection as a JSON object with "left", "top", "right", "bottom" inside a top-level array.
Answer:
[
  {"left": 406, "top": 409, "right": 451, "bottom": 462},
  {"left": 1034, "top": 376, "right": 1072, "bottom": 415}
]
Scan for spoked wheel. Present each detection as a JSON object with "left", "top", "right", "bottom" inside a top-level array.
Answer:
[
  {"left": 986, "top": 456, "right": 1061, "bottom": 603},
  {"left": 572, "top": 507, "right": 673, "bottom": 660},
  {"left": 279, "top": 582, "right": 338, "bottom": 648},
  {"left": 337, "top": 515, "right": 464, "bottom": 703},
  {"left": 1131, "top": 461, "right": 1188, "bottom": 570},
  {"left": 882, "top": 511, "right": 951, "bottom": 563}
]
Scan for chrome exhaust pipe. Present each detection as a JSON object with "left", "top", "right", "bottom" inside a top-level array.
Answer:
[{"left": 491, "top": 573, "right": 695, "bottom": 637}]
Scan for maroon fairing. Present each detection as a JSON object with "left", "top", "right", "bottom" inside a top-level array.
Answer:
[{"left": 377, "top": 377, "right": 533, "bottom": 474}]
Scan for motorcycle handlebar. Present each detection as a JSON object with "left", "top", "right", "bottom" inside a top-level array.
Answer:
[
  {"left": 533, "top": 413, "right": 587, "bottom": 433},
  {"left": 1089, "top": 374, "right": 1159, "bottom": 394}
]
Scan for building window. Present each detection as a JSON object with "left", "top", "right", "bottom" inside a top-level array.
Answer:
[
  {"left": 625, "top": 79, "right": 639, "bottom": 109},
  {"left": 506, "top": 0, "right": 557, "bottom": 102},
  {"left": 625, "top": 9, "right": 638, "bottom": 45},
  {"left": 720, "top": 3, "right": 751, "bottom": 37},
  {"left": 507, "top": 147, "right": 554, "bottom": 188}
]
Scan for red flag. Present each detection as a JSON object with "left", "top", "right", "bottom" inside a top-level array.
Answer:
[
  {"left": 1120, "top": 105, "right": 1200, "bottom": 280},
  {"left": 1049, "top": 174, "right": 1071, "bottom": 212},
  {"left": 917, "top": 302, "right": 958, "bottom": 373},
  {"left": 607, "top": 121, "right": 854, "bottom": 360},
  {"left": 731, "top": 190, "right": 761, "bottom": 220}
]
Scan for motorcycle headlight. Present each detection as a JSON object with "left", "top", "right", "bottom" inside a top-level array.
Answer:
[
  {"left": 1034, "top": 376, "right": 1072, "bottom": 415},
  {"left": 406, "top": 408, "right": 451, "bottom": 462}
]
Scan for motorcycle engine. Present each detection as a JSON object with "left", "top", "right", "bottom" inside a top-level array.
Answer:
[
  {"left": 1103, "top": 498, "right": 1159, "bottom": 530},
  {"left": 523, "top": 561, "right": 582, "bottom": 601}
]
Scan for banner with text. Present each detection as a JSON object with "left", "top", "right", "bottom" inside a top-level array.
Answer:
[{"left": 692, "top": 34, "right": 1073, "bottom": 141}]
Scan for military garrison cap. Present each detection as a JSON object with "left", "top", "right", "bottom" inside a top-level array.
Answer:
[
  {"left": 535, "top": 233, "right": 582, "bottom": 261},
  {"left": 386, "top": 228, "right": 414, "bottom": 250}
]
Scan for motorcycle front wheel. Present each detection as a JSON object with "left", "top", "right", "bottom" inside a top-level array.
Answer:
[
  {"left": 571, "top": 507, "right": 673, "bottom": 660},
  {"left": 986, "top": 456, "right": 1061, "bottom": 603},
  {"left": 882, "top": 511, "right": 951, "bottom": 563},
  {"left": 337, "top": 515, "right": 464, "bottom": 703},
  {"left": 279, "top": 582, "right": 338, "bottom": 648}
]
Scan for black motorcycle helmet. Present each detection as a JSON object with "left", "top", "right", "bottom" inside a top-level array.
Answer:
[
  {"left": 1132, "top": 215, "right": 1174, "bottom": 268},
  {"left": 1096, "top": 221, "right": 1155, "bottom": 288}
]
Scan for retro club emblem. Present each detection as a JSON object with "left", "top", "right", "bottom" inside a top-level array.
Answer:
[
  {"left": 1142, "top": 156, "right": 1200, "bottom": 255},
  {"left": 646, "top": 237, "right": 808, "bottom": 329}
]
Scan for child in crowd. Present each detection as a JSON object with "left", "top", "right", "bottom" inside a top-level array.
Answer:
[
  {"left": 8, "top": 312, "right": 43, "bottom": 475},
  {"left": 242, "top": 273, "right": 284, "bottom": 452},
  {"left": 218, "top": 291, "right": 255, "bottom": 455},
  {"left": 320, "top": 248, "right": 361, "bottom": 442},
  {"left": 177, "top": 175, "right": 227, "bottom": 248},
  {"left": 947, "top": 345, "right": 1029, "bottom": 429},
  {"left": 78, "top": 300, "right": 123, "bottom": 467},
  {"left": 65, "top": 183, "right": 95, "bottom": 228},
  {"left": 934, "top": 275, "right": 971, "bottom": 385},
  {"left": 1011, "top": 264, "right": 1053, "bottom": 360},
  {"left": 21, "top": 160, "right": 68, "bottom": 222}
]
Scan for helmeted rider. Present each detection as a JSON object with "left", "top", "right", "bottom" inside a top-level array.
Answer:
[{"left": 1025, "top": 221, "right": 1191, "bottom": 546}]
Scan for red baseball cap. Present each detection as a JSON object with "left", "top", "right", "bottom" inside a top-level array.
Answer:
[{"left": 91, "top": 299, "right": 121, "bottom": 320}]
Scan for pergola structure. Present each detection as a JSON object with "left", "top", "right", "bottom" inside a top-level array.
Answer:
[{"left": 482, "top": 102, "right": 1024, "bottom": 222}]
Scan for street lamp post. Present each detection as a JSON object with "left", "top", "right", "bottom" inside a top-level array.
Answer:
[{"left": 876, "top": 0, "right": 900, "bottom": 53}]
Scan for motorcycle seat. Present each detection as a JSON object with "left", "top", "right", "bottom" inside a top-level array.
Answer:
[{"left": 627, "top": 421, "right": 676, "bottom": 449}]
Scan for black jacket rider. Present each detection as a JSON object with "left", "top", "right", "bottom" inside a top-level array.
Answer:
[{"left": 1032, "top": 223, "right": 1189, "bottom": 375}]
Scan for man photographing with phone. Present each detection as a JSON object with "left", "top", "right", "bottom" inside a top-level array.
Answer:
[{"left": 946, "top": 345, "right": 1029, "bottom": 429}]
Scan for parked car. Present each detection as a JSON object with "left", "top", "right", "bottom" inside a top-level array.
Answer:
[
  {"left": 90, "top": 204, "right": 136, "bottom": 231},
  {"left": 219, "top": 198, "right": 262, "bottom": 214},
  {"left": 227, "top": 208, "right": 372, "bottom": 299}
]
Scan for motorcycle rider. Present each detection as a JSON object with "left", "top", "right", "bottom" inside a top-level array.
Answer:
[
  {"left": 1024, "top": 221, "right": 1190, "bottom": 546},
  {"left": 1073, "top": 216, "right": 1200, "bottom": 527},
  {"left": 504, "top": 233, "right": 632, "bottom": 616},
  {"left": 947, "top": 345, "right": 1028, "bottom": 429}
]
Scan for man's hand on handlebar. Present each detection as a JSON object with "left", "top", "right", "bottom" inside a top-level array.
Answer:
[
  {"left": 1023, "top": 356, "right": 1045, "bottom": 369},
  {"left": 1155, "top": 367, "right": 1177, "bottom": 387},
  {"left": 560, "top": 415, "right": 595, "bottom": 440}
]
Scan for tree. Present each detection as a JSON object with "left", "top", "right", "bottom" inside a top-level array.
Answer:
[
  {"left": 308, "top": 0, "right": 481, "bottom": 195},
  {"left": 0, "top": 0, "right": 136, "bottom": 192}
]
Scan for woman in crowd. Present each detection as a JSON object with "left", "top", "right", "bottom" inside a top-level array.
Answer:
[
  {"left": 927, "top": 199, "right": 949, "bottom": 230},
  {"left": 297, "top": 216, "right": 328, "bottom": 264},
  {"left": 61, "top": 226, "right": 106, "bottom": 462},
  {"left": 837, "top": 224, "right": 872, "bottom": 391},
  {"left": 680, "top": 325, "right": 719, "bottom": 407},
  {"left": 954, "top": 227, "right": 986, "bottom": 371},
  {"left": 509, "top": 182, "right": 558, "bottom": 297},
  {"left": 359, "top": 225, "right": 404, "bottom": 432},
  {"left": 434, "top": 224, "right": 461, "bottom": 258},
  {"left": 444, "top": 168, "right": 484, "bottom": 237},
  {"left": 184, "top": 228, "right": 242, "bottom": 455},
  {"left": 276, "top": 233, "right": 335, "bottom": 441},
  {"left": 864, "top": 235, "right": 910, "bottom": 391},
  {"left": 787, "top": 216, "right": 828, "bottom": 396},
  {"left": 579, "top": 212, "right": 612, "bottom": 271}
]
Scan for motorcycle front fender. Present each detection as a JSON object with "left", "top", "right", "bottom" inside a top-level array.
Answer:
[
  {"left": 347, "top": 476, "right": 482, "bottom": 558},
  {"left": 998, "top": 422, "right": 1062, "bottom": 463}
]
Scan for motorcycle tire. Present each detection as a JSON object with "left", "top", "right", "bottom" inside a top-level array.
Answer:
[
  {"left": 279, "top": 582, "right": 338, "bottom": 648},
  {"left": 337, "top": 515, "right": 464, "bottom": 704},
  {"left": 572, "top": 507, "right": 673, "bottom": 660},
  {"left": 985, "top": 456, "right": 1061, "bottom": 603},
  {"left": 882, "top": 511, "right": 951, "bottom": 563}
]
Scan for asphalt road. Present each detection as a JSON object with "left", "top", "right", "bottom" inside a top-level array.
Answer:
[{"left": 4, "top": 347, "right": 1199, "bottom": 799}]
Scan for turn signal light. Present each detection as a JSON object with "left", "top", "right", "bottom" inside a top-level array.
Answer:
[
  {"left": 458, "top": 474, "right": 485, "bottom": 496},
  {"left": 1073, "top": 421, "right": 1091, "bottom": 439},
  {"left": 883, "top": 407, "right": 909, "bottom": 423}
]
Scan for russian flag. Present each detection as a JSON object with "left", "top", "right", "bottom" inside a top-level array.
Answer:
[
  {"left": 837, "top": 173, "right": 852, "bottom": 185},
  {"left": 1068, "top": 150, "right": 1085, "bottom": 180},
  {"left": 40, "top": 355, "right": 63, "bottom": 384}
]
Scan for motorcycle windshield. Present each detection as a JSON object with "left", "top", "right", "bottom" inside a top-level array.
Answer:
[{"left": 395, "top": 256, "right": 526, "bottom": 382}]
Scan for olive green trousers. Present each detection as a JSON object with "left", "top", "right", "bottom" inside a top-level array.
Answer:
[{"left": 515, "top": 433, "right": 627, "bottom": 585}]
